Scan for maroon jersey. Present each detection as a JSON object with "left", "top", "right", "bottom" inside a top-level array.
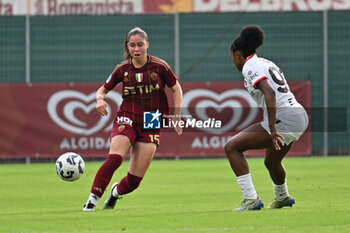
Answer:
[{"left": 104, "top": 55, "right": 177, "bottom": 116}]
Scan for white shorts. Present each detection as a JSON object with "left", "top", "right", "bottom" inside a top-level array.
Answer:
[{"left": 261, "top": 103, "right": 309, "bottom": 145}]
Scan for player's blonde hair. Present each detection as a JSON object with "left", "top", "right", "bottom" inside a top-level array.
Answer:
[{"left": 123, "top": 27, "right": 148, "bottom": 60}]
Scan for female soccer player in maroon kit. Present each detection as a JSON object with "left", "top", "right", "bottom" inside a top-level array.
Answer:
[{"left": 83, "top": 27, "right": 183, "bottom": 211}]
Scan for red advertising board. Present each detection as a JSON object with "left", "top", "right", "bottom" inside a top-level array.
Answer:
[{"left": 0, "top": 81, "right": 311, "bottom": 159}]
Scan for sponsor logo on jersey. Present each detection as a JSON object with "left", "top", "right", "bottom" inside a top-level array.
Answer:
[
  {"left": 143, "top": 110, "right": 161, "bottom": 129},
  {"left": 116, "top": 116, "right": 133, "bottom": 126},
  {"left": 136, "top": 73, "right": 143, "bottom": 82},
  {"left": 248, "top": 70, "right": 259, "bottom": 79},
  {"left": 124, "top": 84, "right": 159, "bottom": 95}
]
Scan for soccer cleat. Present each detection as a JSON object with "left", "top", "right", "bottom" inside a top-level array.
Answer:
[
  {"left": 267, "top": 196, "right": 295, "bottom": 209},
  {"left": 82, "top": 201, "right": 96, "bottom": 211},
  {"left": 103, "top": 183, "right": 121, "bottom": 209},
  {"left": 233, "top": 197, "right": 264, "bottom": 211}
]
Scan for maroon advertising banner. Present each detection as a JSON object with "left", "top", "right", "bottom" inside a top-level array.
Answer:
[
  {"left": 159, "top": 81, "right": 311, "bottom": 157},
  {"left": 143, "top": 0, "right": 350, "bottom": 13},
  {"left": 0, "top": 81, "right": 311, "bottom": 159},
  {"left": 1, "top": 0, "right": 349, "bottom": 16}
]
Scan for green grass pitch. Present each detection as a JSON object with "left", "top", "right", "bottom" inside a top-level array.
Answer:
[{"left": 0, "top": 156, "right": 349, "bottom": 233}]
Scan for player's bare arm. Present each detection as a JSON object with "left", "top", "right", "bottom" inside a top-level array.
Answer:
[
  {"left": 96, "top": 85, "right": 109, "bottom": 116},
  {"left": 257, "top": 79, "right": 284, "bottom": 150},
  {"left": 170, "top": 81, "right": 183, "bottom": 135}
]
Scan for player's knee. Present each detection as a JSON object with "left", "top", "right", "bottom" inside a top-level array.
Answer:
[
  {"left": 224, "top": 139, "right": 239, "bottom": 155},
  {"left": 264, "top": 158, "right": 278, "bottom": 170},
  {"left": 224, "top": 141, "right": 231, "bottom": 155},
  {"left": 264, "top": 158, "right": 271, "bottom": 169}
]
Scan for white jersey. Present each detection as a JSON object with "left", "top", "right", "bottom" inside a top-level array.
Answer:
[
  {"left": 242, "top": 54, "right": 308, "bottom": 144},
  {"left": 242, "top": 54, "right": 298, "bottom": 110}
]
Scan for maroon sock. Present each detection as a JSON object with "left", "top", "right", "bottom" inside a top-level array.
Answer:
[
  {"left": 90, "top": 154, "right": 123, "bottom": 197},
  {"left": 117, "top": 172, "right": 143, "bottom": 195}
]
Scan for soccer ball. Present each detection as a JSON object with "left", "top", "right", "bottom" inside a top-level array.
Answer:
[{"left": 55, "top": 152, "right": 85, "bottom": 181}]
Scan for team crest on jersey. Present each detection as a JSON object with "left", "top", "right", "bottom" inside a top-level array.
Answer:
[
  {"left": 118, "top": 125, "right": 125, "bottom": 132},
  {"left": 151, "top": 72, "right": 159, "bottom": 81},
  {"left": 135, "top": 73, "right": 143, "bottom": 82}
]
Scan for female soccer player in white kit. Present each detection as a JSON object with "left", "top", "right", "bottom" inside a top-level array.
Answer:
[{"left": 225, "top": 25, "right": 308, "bottom": 211}]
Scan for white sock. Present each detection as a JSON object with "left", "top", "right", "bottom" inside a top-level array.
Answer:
[
  {"left": 87, "top": 193, "right": 100, "bottom": 205},
  {"left": 273, "top": 181, "right": 289, "bottom": 202},
  {"left": 112, "top": 185, "right": 120, "bottom": 197},
  {"left": 237, "top": 173, "right": 258, "bottom": 200}
]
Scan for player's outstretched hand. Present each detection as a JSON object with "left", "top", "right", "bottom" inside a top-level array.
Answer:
[
  {"left": 96, "top": 99, "right": 108, "bottom": 116},
  {"left": 172, "top": 117, "right": 183, "bottom": 135},
  {"left": 270, "top": 126, "right": 284, "bottom": 150}
]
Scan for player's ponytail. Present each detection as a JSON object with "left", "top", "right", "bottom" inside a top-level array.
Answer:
[
  {"left": 231, "top": 25, "right": 264, "bottom": 58},
  {"left": 123, "top": 27, "right": 148, "bottom": 61},
  {"left": 123, "top": 35, "right": 131, "bottom": 60}
]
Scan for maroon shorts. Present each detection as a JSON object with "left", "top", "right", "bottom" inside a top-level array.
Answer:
[{"left": 110, "top": 112, "right": 161, "bottom": 146}]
